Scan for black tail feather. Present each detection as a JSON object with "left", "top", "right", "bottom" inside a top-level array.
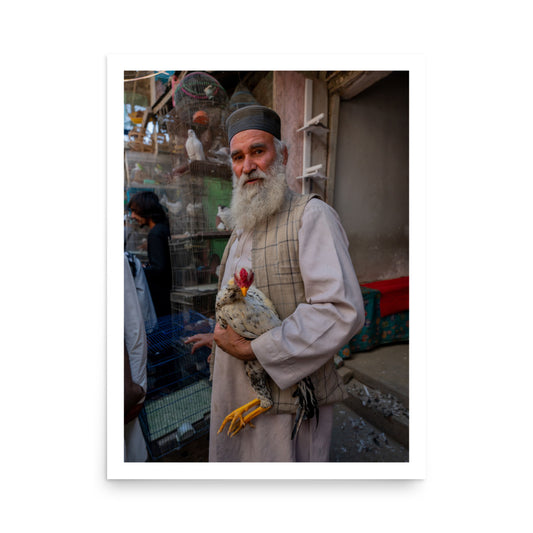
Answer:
[{"left": 291, "top": 377, "right": 320, "bottom": 440}]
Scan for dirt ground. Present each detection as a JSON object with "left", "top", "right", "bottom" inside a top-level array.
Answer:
[{"left": 330, "top": 401, "right": 408, "bottom": 462}]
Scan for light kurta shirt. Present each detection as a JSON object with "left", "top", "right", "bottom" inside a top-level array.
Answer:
[
  {"left": 209, "top": 198, "right": 364, "bottom": 462},
  {"left": 124, "top": 254, "right": 148, "bottom": 462}
]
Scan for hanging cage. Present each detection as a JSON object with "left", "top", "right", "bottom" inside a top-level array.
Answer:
[{"left": 166, "top": 72, "right": 230, "bottom": 159}]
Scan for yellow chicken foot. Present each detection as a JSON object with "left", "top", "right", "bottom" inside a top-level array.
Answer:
[
  {"left": 241, "top": 405, "right": 272, "bottom": 428},
  {"left": 218, "top": 399, "right": 272, "bottom": 437},
  {"left": 218, "top": 398, "right": 259, "bottom": 436}
]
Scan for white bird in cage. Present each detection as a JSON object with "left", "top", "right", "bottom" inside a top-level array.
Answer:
[
  {"left": 216, "top": 205, "right": 232, "bottom": 231},
  {"left": 186, "top": 202, "right": 203, "bottom": 216},
  {"left": 204, "top": 84, "right": 216, "bottom": 100},
  {"left": 160, "top": 196, "right": 182, "bottom": 216},
  {"left": 185, "top": 129, "right": 205, "bottom": 161}
]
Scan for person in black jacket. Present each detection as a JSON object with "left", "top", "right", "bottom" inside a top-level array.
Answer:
[{"left": 127, "top": 191, "right": 172, "bottom": 318}]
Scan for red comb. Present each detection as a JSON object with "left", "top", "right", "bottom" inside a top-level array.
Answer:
[{"left": 234, "top": 268, "right": 254, "bottom": 288}]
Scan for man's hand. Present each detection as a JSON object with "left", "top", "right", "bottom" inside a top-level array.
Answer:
[
  {"left": 184, "top": 333, "right": 214, "bottom": 354},
  {"left": 214, "top": 323, "right": 256, "bottom": 361}
]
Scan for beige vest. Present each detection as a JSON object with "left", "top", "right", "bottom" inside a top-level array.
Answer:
[{"left": 218, "top": 191, "right": 347, "bottom": 414}]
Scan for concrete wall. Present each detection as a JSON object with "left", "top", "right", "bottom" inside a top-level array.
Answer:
[
  {"left": 273, "top": 71, "right": 306, "bottom": 193},
  {"left": 333, "top": 72, "right": 409, "bottom": 283}
]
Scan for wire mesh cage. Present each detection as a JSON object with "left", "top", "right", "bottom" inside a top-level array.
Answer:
[
  {"left": 169, "top": 238, "right": 209, "bottom": 288},
  {"left": 171, "top": 285, "right": 218, "bottom": 319},
  {"left": 166, "top": 72, "right": 231, "bottom": 173},
  {"left": 139, "top": 313, "right": 214, "bottom": 460},
  {"left": 167, "top": 171, "right": 233, "bottom": 236},
  {"left": 173, "top": 72, "right": 228, "bottom": 125},
  {"left": 202, "top": 175, "right": 233, "bottom": 231},
  {"left": 172, "top": 175, "right": 208, "bottom": 234},
  {"left": 169, "top": 235, "right": 226, "bottom": 290},
  {"left": 228, "top": 82, "right": 259, "bottom": 113},
  {"left": 125, "top": 152, "right": 174, "bottom": 187}
]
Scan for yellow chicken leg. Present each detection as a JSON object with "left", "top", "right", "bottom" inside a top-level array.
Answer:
[{"left": 218, "top": 398, "right": 272, "bottom": 437}]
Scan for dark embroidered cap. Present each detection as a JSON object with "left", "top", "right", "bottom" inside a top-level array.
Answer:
[{"left": 226, "top": 105, "right": 281, "bottom": 143}]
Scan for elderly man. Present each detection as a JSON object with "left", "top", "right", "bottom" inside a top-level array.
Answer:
[{"left": 188, "top": 105, "right": 364, "bottom": 462}]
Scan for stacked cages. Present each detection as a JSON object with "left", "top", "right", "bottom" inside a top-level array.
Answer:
[
  {"left": 164, "top": 72, "right": 234, "bottom": 322},
  {"left": 128, "top": 74, "right": 235, "bottom": 459},
  {"left": 168, "top": 194, "right": 232, "bottom": 291},
  {"left": 168, "top": 233, "right": 230, "bottom": 318},
  {"left": 170, "top": 286, "right": 218, "bottom": 319},
  {"left": 124, "top": 152, "right": 174, "bottom": 188},
  {"left": 139, "top": 313, "right": 215, "bottom": 459},
  {"left": 169, "top": 164, "right": 233, "bottom": 236},
  {"left": 164, "top": 72, "right": 233, "bottom": 236},
  {"left": 169, "top": 238, "right": 213, "bottom": 288},
  {"left": 124, "top": 71, "right": 233, "bottom": 256}
]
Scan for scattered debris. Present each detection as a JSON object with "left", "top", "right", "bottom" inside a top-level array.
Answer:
[
  {"left": 345, "top": 378, "right": 409, "bottom": 420},
  {"left": 332, "top": 404, "right": 408, "bottom": 461}
]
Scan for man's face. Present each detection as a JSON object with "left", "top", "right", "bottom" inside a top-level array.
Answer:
[
  {"left": 230, "top": 129, "right": 279, "bottom": 184},
  {"left": 229, "top": 130, "right": 288, "bottom": 231},
  {"left": 130, "top": 210, "right": 147, "bottom": 227}
]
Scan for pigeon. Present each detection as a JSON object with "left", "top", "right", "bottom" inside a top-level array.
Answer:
[
  {"left": 186, "top": 202, "right": 203, "bottom": 216},
  {"left": 185, "top": 129, "right": 205, "bottom": 161},
  {"left": 160, "top": 195, "right": 182, "bottom": 216},
  {"left": 216, "top": 205, "right": 232, "bottom": 231},
  {"left": 204, "top": 84, "right": 217, "bottom": 100}
]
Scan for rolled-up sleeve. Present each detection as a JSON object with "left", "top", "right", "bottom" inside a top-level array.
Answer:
[{"left": 251, "top": 199, "right": 365, "bottom": 390}]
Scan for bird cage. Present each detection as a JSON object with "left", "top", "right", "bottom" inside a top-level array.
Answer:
[
  {"left": 170, "top": 286, "right": 218, "bottom": 319},
  {"left": 168, "top": 170, "right": 233, "bottom": 236},
  {"left": 127, "top": 126, "right": 154, "bottom": 152},
  {"left": 125, "top": 152, "right": 173, "bottom": 187},
  {"left": 169, "top": 237, "right": 221, "bottom": 289},
  {"left": 139, "top": 313, "right": 213, "bottom": 459},
  {"left": 202, "top": 174, "right": 233, "bottom": 231},
  {"left": 173, "top": 72, "right": 228, "bottom": 126},
  {"left": 174, "top": 174, "right": 208, "bottom": 234},
  {"left": 166, "top": 72, "right": 231, "bottom": 167},
  {"left": 228, "top": 82, "right": 258, "bottom": 113}
]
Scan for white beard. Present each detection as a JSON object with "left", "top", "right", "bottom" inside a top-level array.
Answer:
[{"left": 230, "top": 158, "right": 288, "bottom": 231}]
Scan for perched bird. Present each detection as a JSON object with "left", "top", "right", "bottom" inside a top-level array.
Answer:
[
  {"left": 209, "top": 146, "right": 231, "bottom": 164},
  {"left": 185, "top": 129, "right": 205, "bottom": 161},
  {"left": 215, "top": 205, "right": 232, "bottom": 231},
  {"left": 160, "top": 194, "right": 182, "bottom": 216},
  {"left": 186, "top": 202, "right": 203, "bottom": 216},
  {"left": 204, "top": 84, "right": 217, "bottom": 100},
  {"left": 215, "top": 268, "right": 318, "bottom": 438},
  {"left": 130, "top": 163, "right": 147, "bottom": 184},
  {"left": 186, "top": 202, "right": 205, "bottom": 233}
]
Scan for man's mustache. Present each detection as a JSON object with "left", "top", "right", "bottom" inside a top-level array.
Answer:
[{"left": 242, "top": 169, "right": 266, "bottom": 184}]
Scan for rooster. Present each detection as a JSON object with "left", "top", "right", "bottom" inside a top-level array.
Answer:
[{"left": 215, "top": 268, "right": 318, "bottom": 438}]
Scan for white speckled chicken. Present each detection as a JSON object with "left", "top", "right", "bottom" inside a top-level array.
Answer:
[
  {"left": 215, "top": 268, "right": 280, "bottom": 437},
  {"left": 215, "top": 268, "right": 319, "bottom": 438}
]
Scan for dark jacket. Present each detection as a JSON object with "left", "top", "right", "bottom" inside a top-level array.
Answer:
[{"left": 144, "top": 223, "right": 171, "bottom": 317}]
